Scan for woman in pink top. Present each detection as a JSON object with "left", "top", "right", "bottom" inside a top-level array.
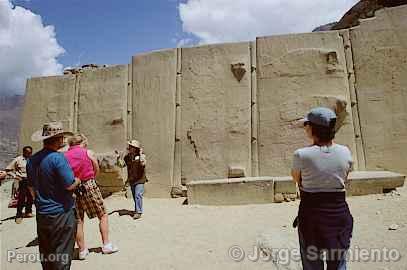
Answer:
[{"left": 65, "top": 134, "right": 118, "bottom": 259}]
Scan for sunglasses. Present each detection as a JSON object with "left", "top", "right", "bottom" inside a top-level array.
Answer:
[{"left": 303, "top": 121, "right": 310, "bottom": 127}]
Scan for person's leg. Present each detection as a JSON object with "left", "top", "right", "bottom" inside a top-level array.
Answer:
[
  {"left": 326, "top": 249, "right": 348, "bottom": 270},
  {"left": 130, "top": 184, "right": 137, "bottom": 212},
  {"left": 37, "top": 214, "right": 53, "bottom": 270},
  {"left": 298, "top": 229, "right": 324, "bottom": 270},
  {"left": 25, "top": 182, "right": 34, "bottom": 215},
  {"left": 99, "top": 214, "right": 110, "bottom": 245},
  {"left": 134, "top": 184, "right": 144, "bottom": 214},
  {"left": 75, "top": 196, "right": 87, "bottom": 253},
  {"left": 53, "top": 209, "right": 77, "bottom": 270},
  {"left": 76, "top": 218, "right": 86, "bottom": 251},
  {"left": 15, "top": 180, "right": 27, "bottom": 220}
]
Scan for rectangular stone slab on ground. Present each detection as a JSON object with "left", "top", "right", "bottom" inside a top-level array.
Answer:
[
  {"left": 187, "top": 171, "right": 405, "bottom": 205},
  {"left": 187, "top": 177, "right": 274, "bottom": 205}
]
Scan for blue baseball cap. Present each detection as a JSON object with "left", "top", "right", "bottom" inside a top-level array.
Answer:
[{"left": 304, "top": 107, "right": 337, "bottom": 127}]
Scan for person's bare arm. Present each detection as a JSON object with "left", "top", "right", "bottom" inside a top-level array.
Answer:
[
  {"left": 66, "top": 178, "right": 81, "bottom": 191},
  {"left": 4, "top": 159, "right": 17, "bottom": 178},
  {"left": 291, "top": 169, "right": 302, "bottom": 187},
  {"left": 115, "top": 150, "right": 126, "bottom": 168},
  {"left": 87, "top": 150, "right": 100, "bottom": 177}
]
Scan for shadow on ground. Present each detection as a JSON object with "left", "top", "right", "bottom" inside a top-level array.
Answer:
[{"left": 108, "top": 209, "right": 135, "bottom": 217}]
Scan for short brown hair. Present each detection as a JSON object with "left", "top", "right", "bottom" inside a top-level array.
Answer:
[{"left": 310, "top": 121, "right": 336, "bottom": 143}]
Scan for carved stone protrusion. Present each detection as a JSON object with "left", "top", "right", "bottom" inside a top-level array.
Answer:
[
  {"left": 231, "top": 63, "right": 246, "bottom": 82},
  {"left": 326, "top": 51, "right": 339, "bottom": 74}
]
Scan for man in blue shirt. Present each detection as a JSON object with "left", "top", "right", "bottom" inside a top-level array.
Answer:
[{"left": 27, "top": 122, "right": 80, "bottom": 270}]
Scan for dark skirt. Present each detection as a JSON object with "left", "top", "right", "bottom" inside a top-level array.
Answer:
[{"left": 298, "top": 191, "right": 353, "bottom": 250}]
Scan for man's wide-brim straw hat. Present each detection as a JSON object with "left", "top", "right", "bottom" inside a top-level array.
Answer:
[
  {"left": 31, "top": 121, "right": 74, "bottom": 142},
  {"left": 127, "top": 140, "right": 141, "bottom": 149}
]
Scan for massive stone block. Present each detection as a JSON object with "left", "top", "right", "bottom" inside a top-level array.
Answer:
[
  {"left": 256, "top": 32, "right": 358, "bottom": 176},
  {"left": 187, "top": 177, "right": 274, "bottom": 205},
  {"left": 181, "top": 43, "right": 252, "bottom": 183},
  {"left": 20, "top": 75, "right": 76, "bottom": 151},
  {"left": 350, "top": 6, "right": 407, "bottom": 174},
  {"left": 132, "top": 49, "right": 177, "bottom": 197},
  {"left": 77, "top": 65, "right": 128, "bottom": 153},
  {"left": 75, "top": 65, "right": 128, "bottom": 192}
]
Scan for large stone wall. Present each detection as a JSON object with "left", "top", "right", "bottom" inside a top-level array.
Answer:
[
  {"left": 77, "top": 65, "right": 128, "bottom": 152},
  {"left": 20, "top": 66, "right": 129, "bottom": 193},
  {"left": 21, "top": 75, "right": 77, "bottom": 151},
  {"left": 257, "top": 31, "right": 358, "bottom": 176},
  {"left": 350, "top": 5, "right": 407, "bottom": 174},
  {"left": 20, "top": 5, "right": 407, "bottom": 197},
  {"left": 181, "top": 43, "right": 252, "bottom": 183},
  {"left": 132, "top": 50, "right": 177, "bottom": 197}
]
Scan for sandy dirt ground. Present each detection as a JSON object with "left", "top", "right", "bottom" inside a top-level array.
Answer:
[{"left": 1, "top": 180, "right": 406, "bottom": 270}]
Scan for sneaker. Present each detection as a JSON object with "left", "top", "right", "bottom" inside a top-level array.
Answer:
[
  {"left": 78, "top": 248, "right": 89, "bottom": 260},
  {"left": 15, "top": 217, "right": 23, "bottom": 224},
  {"left": 102, "top": 243, "right": 119, "bottom": 254},
  {"left": 133, "top": 213, "right": 142, "bottom": 220},
  {"left": 24, "top": 213, "right": 35, "bottom": 218}
]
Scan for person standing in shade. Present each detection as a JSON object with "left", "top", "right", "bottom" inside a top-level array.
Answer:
[
  {"left": 27, "top": 122, "right": 81, "bottom": 270},
  {"left": 5, "top": 146, "right": 34, "bottom": 223},
  {"left": 292, "top": 107, "right": 354, "bottom": 270},
  {"left": 117, "top": 140, "right": 147, "bottom": 220},
  {"left": 65, "top": 134, "right": 118, "bottom": 260}
]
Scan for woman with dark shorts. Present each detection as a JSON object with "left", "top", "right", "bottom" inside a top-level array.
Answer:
[{"left": 292, "top": 107, "right": 354, "bottom": 270}]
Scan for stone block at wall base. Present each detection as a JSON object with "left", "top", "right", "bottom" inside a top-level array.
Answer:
[
  {"left": 187, "top": 177, "right": 274, "bottom": 205},
  {"left": 347, "top": 171, "right": 405, "bottom": 196},
  {"left": 187, "top": 171, "right": 405, "bottom": 205}
]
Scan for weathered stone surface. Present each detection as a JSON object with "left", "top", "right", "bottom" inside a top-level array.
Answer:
[
  {"left": 77, "top": 65, "right": 128, "bottom": 153},
  {"left": 181, "top": 43, "right": 252, "bottom": 183},
  {"left": 170, "top": 186, "right": 187, "bottom": 198},
  {"left": 228, "top": 166, "right": 246, "bottom": 178},
  {"left": 96, "top": 152, "right": 126, "bottom": 194},
  {"left": 273, "top": 193, "right": 284, "bottom": 203},
  {"left": 347, "top": 171, "right": 405, "bottom": 196},
  {"left": 132, "top": 49, "right": 177, "bottom": 197},
  {"left": 187, "top": 177, "right": 274, "bottom": 205},
  {"left": 256, "top": 32, "right": 358, "bottom": 177},
  {"left": 20, "top": 75, "right": 76, "bottom": 151},
  {"left": 350, "top": 6, "right": 407, "bottom": 174},
  {"left": 274, "top": 177, "right": 297, "bottom": 194},
  {"left": 18, "top": 4, "right": 407, "bottom": 199},
  {"left": 187, "top": 171, "right": 404, "bottom": 205}
]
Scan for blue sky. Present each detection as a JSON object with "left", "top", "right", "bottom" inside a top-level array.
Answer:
[
  {"left": 12, "top": 0, "right": 193, "bottom": 67},
  {"left": 1, "top": 0, "right": 357, "bottom": 95}
]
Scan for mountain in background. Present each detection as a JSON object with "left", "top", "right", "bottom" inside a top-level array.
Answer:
[{"left": 0, "top": 94, "right": 24, "bottom": 168}]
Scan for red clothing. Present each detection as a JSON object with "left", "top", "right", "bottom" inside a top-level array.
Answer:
[{"left": 65, "top": 145, "right": 95, "bottom": 181}]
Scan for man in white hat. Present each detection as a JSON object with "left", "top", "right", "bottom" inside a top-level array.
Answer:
[
  {"left": 27, "top": 121, "right": 81, "bottom": 270},
  {"left": 117, "top": 140, "right": 147, "bottom": 220}
]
